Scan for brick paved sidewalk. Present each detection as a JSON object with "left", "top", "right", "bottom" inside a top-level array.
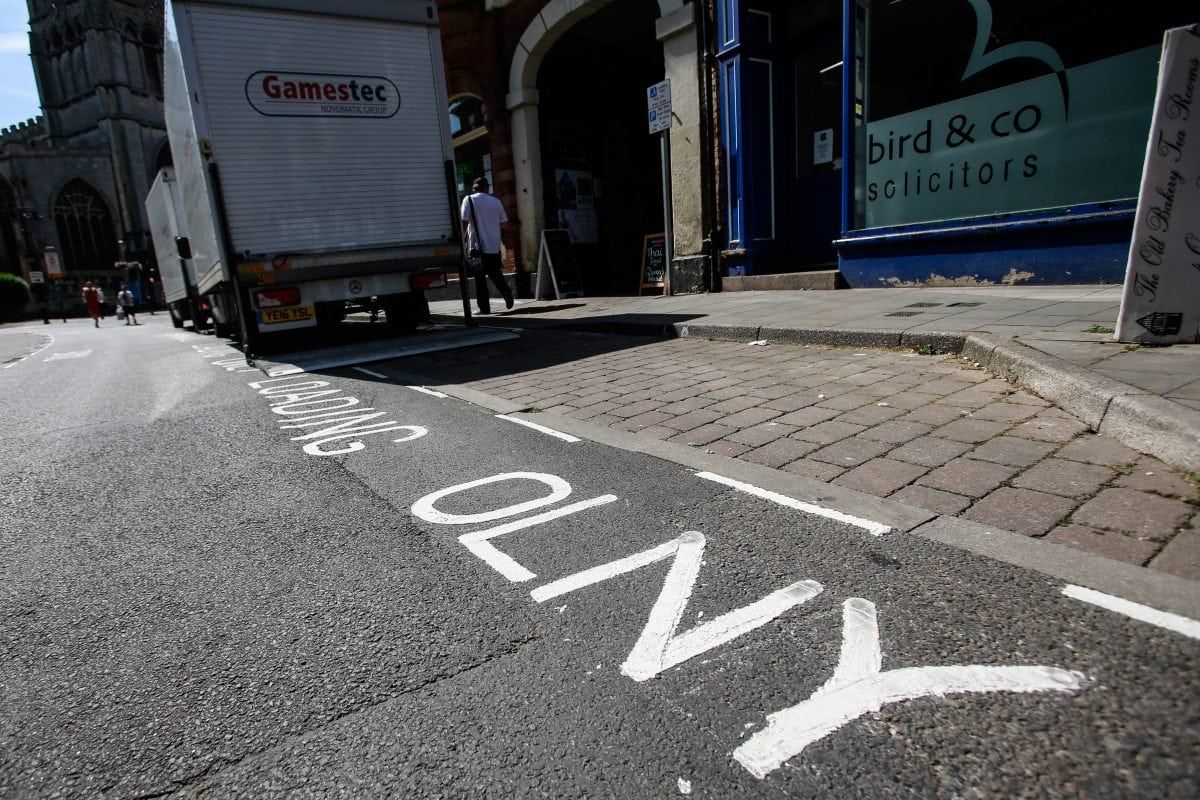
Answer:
[{"left": 402, "top": 330, "right": 1200, "bottom": 580}]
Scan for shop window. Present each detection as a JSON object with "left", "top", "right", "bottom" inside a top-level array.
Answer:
[
  {"left": 449, "top": 94, "right": 493, "bottom": 200},
  {"left": 53, "top": 180, "right": 118, "bottom": 272},
  {"left": 854, "top": 0, "right": 1195, "bottom": 230},
  {"left": 142, "top": 25, "right": 162, "bottom": 94}
]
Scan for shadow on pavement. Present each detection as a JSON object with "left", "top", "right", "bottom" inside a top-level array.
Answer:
[{"left": 346, "top": 315, "right": 706, "bottom": 388}]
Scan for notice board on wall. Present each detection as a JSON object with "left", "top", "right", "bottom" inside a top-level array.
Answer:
[
  {"left": 640, "top": 233, "right": 667, "bottom": 295},
  {"left": 536, "top": 229, "right": 584, "bottom": 300}
]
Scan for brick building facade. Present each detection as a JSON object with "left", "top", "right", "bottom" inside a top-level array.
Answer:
[{"left": 438, "top": 0, "right": 710, "bottom": 296}]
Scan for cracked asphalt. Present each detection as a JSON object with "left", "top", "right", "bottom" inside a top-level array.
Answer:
[{"left": 0, "top": 318, "right": 1197, "bottom": 798}]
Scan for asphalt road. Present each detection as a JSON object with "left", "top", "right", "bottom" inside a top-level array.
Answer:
[{"left": 0, "top": 317, "right": 1196, "bottom": 798}]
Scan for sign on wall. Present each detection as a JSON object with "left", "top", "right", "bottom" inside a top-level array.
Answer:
[
  {"left": 554, "top": 169, "right": 599, "bottom": 244},
  {"left": 863, "top": 46, "right": 1161, "bottom": 228},
  {"left": 44, "top": 249, "right": 62, "bottom": 279},
  {"left": 1116, "top": 26, "right": 1200, "bottom": 345},
  {"left": 647, "top": 80, "right": 671, "bottom": 135}
]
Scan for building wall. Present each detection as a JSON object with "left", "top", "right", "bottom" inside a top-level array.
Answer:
[{"left": 438, "top": 0, "right": 709, "bottom": 293}]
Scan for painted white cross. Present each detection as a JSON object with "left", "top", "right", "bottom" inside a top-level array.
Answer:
[{"left": 732, "top": 597, "right": 1086, "bottom": 778}]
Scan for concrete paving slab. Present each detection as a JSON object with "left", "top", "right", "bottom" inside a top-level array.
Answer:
[{"left": 910, "top": 516, "right": 1200, "bottom": 619}]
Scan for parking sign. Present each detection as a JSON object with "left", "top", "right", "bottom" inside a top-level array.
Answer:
[{"left": 647, "top": 80, "right": 671, "bottom": 134}]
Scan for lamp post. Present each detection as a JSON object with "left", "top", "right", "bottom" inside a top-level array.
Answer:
[{"left": 18, "top": 204, "right": 50, "bottom": 324}]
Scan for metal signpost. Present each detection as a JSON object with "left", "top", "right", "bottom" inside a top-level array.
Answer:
[{"left": 647, "top": 79, "right": 672, "bottom": 295}]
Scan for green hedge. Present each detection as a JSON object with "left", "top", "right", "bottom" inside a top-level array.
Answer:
[{"left": 0, "top": 273, "right": 33, "bottom": 315}]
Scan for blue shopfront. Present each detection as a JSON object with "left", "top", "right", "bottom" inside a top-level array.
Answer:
[{"left": 714, "top": 0, "right": 1196, "bottom": 286}]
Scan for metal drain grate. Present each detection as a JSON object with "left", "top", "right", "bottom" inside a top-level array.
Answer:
[
  {"left": 946, "top": 302, "right": 983, "bottom": 307},
  {"left": 905, "top": 302, "right": 942, "bottom": 308},
  {"left": 885, "top": 311, "right": 923, "bottom": 317}
]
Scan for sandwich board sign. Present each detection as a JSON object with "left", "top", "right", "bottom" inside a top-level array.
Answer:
[
  {"left": 536, "top": 229, "right": 584, "bottom": 300},
  {"left": 640, "top": 233, "right": 666, "bottom": 295},
  {"left": 1116, "top": 25, "right": 1200, "bottom": 344}
]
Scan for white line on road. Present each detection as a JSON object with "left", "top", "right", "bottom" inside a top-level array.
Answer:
[
  {"left": 496, "top": 414, "right": 580, "bottom": 442},
  {"left": 1062, "top": 584, "right": 1200, "bottom": 641},
  {"left": 695, "top": 472, "right": 892, "bottom": 536},
  {"left": 2, "top": 330, "right": 55, "bottom": 369},
  {"left": 44, "top": 349, "right": 92, "bottom": 362},
  {"left": 353, "top": 366, "right": 388, "bottom": 379},
  {"left": 460, "top": 494, "right": 619, "bottom": 583},
  {"left": 408, "top": 385, "right": 448, "bottom": 398}
]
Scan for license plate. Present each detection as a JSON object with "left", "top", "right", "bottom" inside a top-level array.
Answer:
[{"left": 258, "top": 304, "right": 315, "bottom": 325}]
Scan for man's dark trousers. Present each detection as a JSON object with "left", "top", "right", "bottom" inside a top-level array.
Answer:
[{"left": 475, "top": 252, "right": 513, "bottom": 313}]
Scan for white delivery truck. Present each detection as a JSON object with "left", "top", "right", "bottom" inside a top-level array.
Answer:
[
  {"left": 163, "top": 0, "right": 464, "bottom": 347},
  {"left": 145, "top": 167, "right": 204, "bottom": 329}
]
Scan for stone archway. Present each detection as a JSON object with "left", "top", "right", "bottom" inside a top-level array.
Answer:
[{"left": 506, "top": 0, "right": 696, "bottom": 277}]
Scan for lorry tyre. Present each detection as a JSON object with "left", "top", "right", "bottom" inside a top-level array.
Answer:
[
  {"left": 384, "top": 294, "right": 421, "bottom": 334},
  {"left": 170, "top": 304, "right": 185, "bottom": 328}
]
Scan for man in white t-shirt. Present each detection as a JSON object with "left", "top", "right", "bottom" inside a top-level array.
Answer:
[{"left": 460, "top": 177, "right": 513, "bottom": 314}]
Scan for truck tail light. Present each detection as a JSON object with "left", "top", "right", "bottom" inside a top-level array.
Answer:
[
  {"left": 411, "top": 272, "right": 446, "bottom": 290},
  {"left": 254, "top": 286, "right": 301, "bottom": 308}
]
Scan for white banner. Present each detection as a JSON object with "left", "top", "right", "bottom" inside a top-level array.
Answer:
[{"left": 1116, "top": 25, "right": 1200, "bottom": 344}]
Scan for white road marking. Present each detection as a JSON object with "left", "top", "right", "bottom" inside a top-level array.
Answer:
[
  {"left": 532, "top": 537, "right": 680, "bottom": 603},
  {"left": 531, "top": 531, "right": 823, "bottom": 682},
  {"left": 44, "top": 350, "right": 93, "bottom": 361},
  {"left": 496, "top": 414, "right": 580, "bottom": 442},
  {"left": 408, "top": 385, "right": 448, "bottom": 398},
  {"left": 353, "top": 366, "right": 388, "bottom": 379},
  {"left": 412, "top": 472, "right": 573, "bottom": 526},
  {"left": 459, "top": 494, "right": 618, "bottom": 583},
  {"left": 732, "top": 598, "right": 1085, "bottom": 778},
  {"left": 695, "top": 472, "right": 892, "bottom": 536},
  {"left": 1062, "top": 584, "right": 1200, "bottom": 641},
  {"left": 2, "top": 330, "right": 56, "bottom": 368}
]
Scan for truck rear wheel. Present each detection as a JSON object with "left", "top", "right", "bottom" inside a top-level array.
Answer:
[
  {"left": 384, "top": 293, "right": 423, "bottom": 334},
  {"left": 169, "top": 303, "right": 185, "bottom": 328}
]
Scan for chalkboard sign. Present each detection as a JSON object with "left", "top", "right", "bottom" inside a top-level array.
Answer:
[
  {"left": 536, "top": 229, "right": 584, "bottom": 300},
  {"left": 640, "top": 233, "right": 666, "bottom": 294}
]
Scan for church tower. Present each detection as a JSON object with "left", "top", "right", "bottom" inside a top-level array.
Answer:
[{"left": 0, "top": 1, "right": 167, "bottom": 286}]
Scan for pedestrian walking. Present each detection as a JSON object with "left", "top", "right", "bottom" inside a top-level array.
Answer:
[
  {"left": 82, "top": 281, "right": 101, "bottom": 327},
  {"left": 460, "top": 177, "right": 513, "bottom": 315},
  {"left": 118, "top": 287, "right": 138, "bottom": 325}
]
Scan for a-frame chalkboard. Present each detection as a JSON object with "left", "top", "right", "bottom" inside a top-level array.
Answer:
[
  {"left": 536, "top": 229, "right": 585, "bottom": 300},
  {"left": 640, "top": 233, "right": 667, "bottom": 295}
]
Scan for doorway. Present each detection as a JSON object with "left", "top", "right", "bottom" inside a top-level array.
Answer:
[
  {"left": 735, "top": 0, "right": 843, "bottom": 273},
  {"left": 537, "top": 0, "right": 664, "bottom": 296}
]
